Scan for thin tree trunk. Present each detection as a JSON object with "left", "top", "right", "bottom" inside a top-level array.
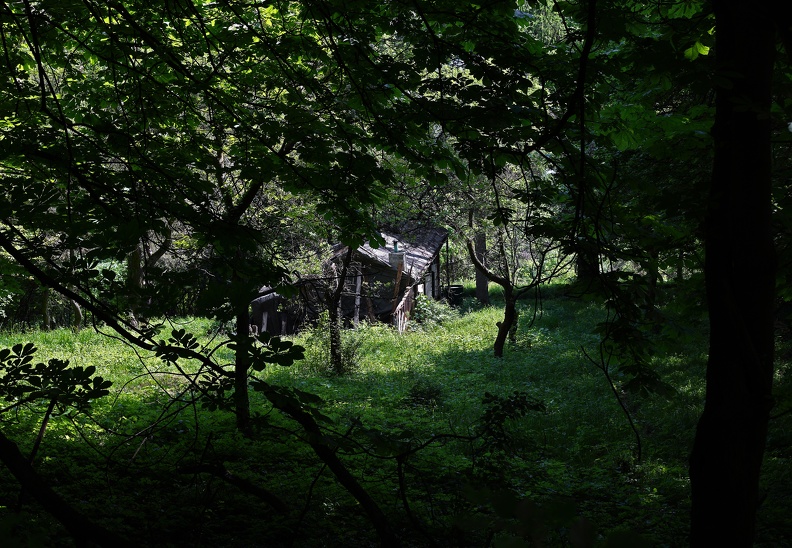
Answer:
[
  {"left": 328, "top": 249, "right": 353, "bottom": 375},
  {"left": 329, "top": 303, "right": 343, "bottom": 373},
  {"left": 234, "top": 303, "right": 252, "bottom": 435},
  {"left": 126, "top": 245, "right": 143, "bottom": 328},
  {"left": 67, "top": 249, "right": 82, "bottom": 331},
  {"left": 70, "top": 298, "right": 82, "bottom": 331},
  {"left": 466, "top": 237, "right": 517, "bottom": 358},
  {"left": 354, "top": 273, "right": 362, "bottom": 327},
  {"left": 690, "top": 3, "right": 776, "bottom": 545},
  {"left": 646, "top": 247, "right": 659, "bottom": 308},
  {"left": 676, "top": 249, "right": 684, "bottom": 282},
  {"left": 40, "top": 286, "right": 51, "bottom": 330},
  {"left": 474, "top": 232, "right": 489, "bottom": 304}
]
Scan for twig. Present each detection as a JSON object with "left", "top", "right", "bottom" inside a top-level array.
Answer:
[{"left": 582, "top": 345, "right": 642, "bottom": 463}]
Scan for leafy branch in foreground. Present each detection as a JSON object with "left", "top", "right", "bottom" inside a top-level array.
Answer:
[
  {"left": 0, "top": 343, "right": 112, "bottom": 415},
  {"left": 0, "top": 341, "right": 113, "bottom": 466},
  {"left": 0, "top": 343, "right": 127, "bottom": 546},
  {"left": 3, "top": 228, "right": 398, "bottom": 544}
]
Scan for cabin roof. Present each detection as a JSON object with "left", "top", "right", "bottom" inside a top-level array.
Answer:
[{"left": 332, "top": 226, "right": 448, "bottom": 278}]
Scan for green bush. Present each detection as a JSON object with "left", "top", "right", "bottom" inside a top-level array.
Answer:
[
  {"left": 300, "top": 310, "right": 364, "bottom": 376},
  {"left": 409, "top": 294, "right": 459, "bottom": 330}
]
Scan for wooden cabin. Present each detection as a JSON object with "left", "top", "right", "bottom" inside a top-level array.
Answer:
[
  {"left": 327, "top": 226, "right": 448, "bottom": 332},
  {"left": 251, "top": 226, "right": 448, "bottom": 335}
]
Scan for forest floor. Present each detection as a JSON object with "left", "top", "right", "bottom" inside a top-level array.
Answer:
[{"left": 0, "top": 281, "right": 790, "bottom": 547}]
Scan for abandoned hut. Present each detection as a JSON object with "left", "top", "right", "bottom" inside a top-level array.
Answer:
[
  {"left": 250, "top": 226, "right": 448, "bottom": 335},
  {"left": 326, "top": 226, "right": 448, "bottom": 332}
]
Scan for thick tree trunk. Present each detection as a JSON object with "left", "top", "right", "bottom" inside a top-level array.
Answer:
[
  {"left": 494, "top": 293, "right": 517, "bottom": 358},
  {"left": 575, "top": 246, "right": 599, "bottom": 285},
  {"left": 689, "top": 3, "right": 776, "bottom": 545}
]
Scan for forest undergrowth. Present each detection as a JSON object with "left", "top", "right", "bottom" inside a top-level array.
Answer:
[{"left": 0, "top": 282, "right": 790, "bottom": 546}]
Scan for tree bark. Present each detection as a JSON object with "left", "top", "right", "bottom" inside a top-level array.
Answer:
[
  {"left": 689, "top": 2, "right": 776, "bottom": 545},
  {"left": 328, "top": 248, "right": 353, "bottom": 375},
  {"left": 328, "top": 302, "right": 343, "bottom": 373},
  {"left": 474, "top": 232, "right": 489, "bottom": 304},
  {"left": 126, "top": 245, "right": 143, "bottom": 327},
  {"left": 70, "top": 298, "right": 82, "bottom": 331},
  {"left": 466, "top": 238, "right": 516, "bottom": 358},
  {"left": 125, "top": 231, "right": 171, "bottom": 327},
  {"left": 67, "top": 249, "right": 82, "bottom": 331},
  {"left": 234, "top": 303, "right": 252, "bottom": 435},
  {"left": 646, "top": 247, "right": 659, "bottom": 308},
  {"left": 575, "top": 245, "right": 599, "bottom": 286},
  {"left": 40, "top": 286, "right": 51, "bottom": 330},
  {"left": 493, "top": 292, "right": 517, "bottom": 358}
]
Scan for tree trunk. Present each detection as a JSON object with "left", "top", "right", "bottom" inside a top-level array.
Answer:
[
  {"left": 40, "top": 287, "right": 51, "bottom": 330},
  {"left": 70, "top": 298, "right": 82, "bottom": 331},
  {"left": 353, "top": 273, "right": 362, "bottom": 327},
  {"left": 646, "top": 247, "right": 659, "bottom": 308},
  {"left": 126, "top": 245, "right": 143, "bottom": 327},
  {"left": 676, "top": 249, "right": 684, "bottom": 282},
  {"left": 575, "top": 246, "right": 599, "bottom": 286},
  {"left": 234, "top": 304, "right": 252, "bottom": 435},
  {"left": 67, "top": 249, "right": 82, "bottom": 331},
  {"left": 689, "top": 3, "right": 776, "bottom": 545},
  {"left": 466, "top": 237, "right": 517, "bottom": 358},
  {"left": 493, "top": 292, "right": 517, "bottom": 358},
  {"left": 474, "top": 232, "right": 489, "bottom": 304},
  {"left": 329, "top": 300, "right": 343, "bottom": 374},
  {"left": 328, "top": 249, "right": 353, "bottom": 375}
]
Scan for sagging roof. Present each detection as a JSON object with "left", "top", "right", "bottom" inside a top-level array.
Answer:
[{"left": 332, "top": 226, "right": 448, "bottom": 278}]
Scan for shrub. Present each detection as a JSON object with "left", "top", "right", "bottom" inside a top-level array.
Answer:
[
  {"left": 409, "top": 295, "right": 459, "bottom": 330},
  {"left": 300, "top": 311, "right": 364, "bottom": 376}
]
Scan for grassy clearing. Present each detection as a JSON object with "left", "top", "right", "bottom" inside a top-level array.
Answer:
[{"left": 0, "top": 282, "right": 789, "bottom": 546}]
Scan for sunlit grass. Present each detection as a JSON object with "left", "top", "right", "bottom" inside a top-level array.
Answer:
[{"left": 0, "top": 281, "right": 770, "bottom": 546}]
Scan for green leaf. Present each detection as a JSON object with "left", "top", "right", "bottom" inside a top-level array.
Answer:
[{"left": 684, "top": 40, "right": 710, "bottom": 61}]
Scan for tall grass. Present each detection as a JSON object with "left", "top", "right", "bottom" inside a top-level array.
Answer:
[{"left": 1, "top": 282, "right": 789, "bottom": 546}]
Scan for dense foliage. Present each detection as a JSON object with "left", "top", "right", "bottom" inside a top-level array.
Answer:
[{"left": 0, "top": 0, "right": 790, "bottom": 545}]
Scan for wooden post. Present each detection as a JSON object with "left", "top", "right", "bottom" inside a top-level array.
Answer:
[{"left": 391, "top": 262, "right": 403, "bottom": 319}]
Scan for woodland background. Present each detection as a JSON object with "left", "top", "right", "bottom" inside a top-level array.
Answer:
[{"left": 0, "top": 0, "right": 791, "bottom": 546}]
